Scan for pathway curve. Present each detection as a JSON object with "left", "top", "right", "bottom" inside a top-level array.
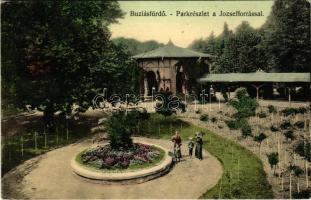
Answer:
[{"left": 2, "top": 137, "right": 223, "bottom": 199}]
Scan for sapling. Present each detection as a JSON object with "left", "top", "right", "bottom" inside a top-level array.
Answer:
[
  {"left": 288, "top": 165, "right": 304, "bottom": 193},
  {"left": 267, "top": 152, "right": 279, "bottom": 175},
  {"left": 34, "top": 131, "right": 38, "bottom": 151},
  {"left": 254, "top": 133, "right": 267, "bottom": 156}
]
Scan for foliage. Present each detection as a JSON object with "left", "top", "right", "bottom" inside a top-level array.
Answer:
[
  {"left": 292, "top": 189, "right": 310, "bottom": 199},
  {"left": 283, "top": 130, "right": 295, "bottom": 141},
  {"left": 267, "top": 152, "right": 279, "bottom": 172},
  {"left": 241, "top": 124, "right": 252, "bottom": 138},
  {"left": 200, "top": 114, "right": 209, "bottom": 122},
  {"left": 281, "top": 107, "right": 307, "bottom": 116},
  {"left": 229, "top": 88, "right": 258, "bottom": 119},
  {"left": 112, "top": 37, "right": 164, "bottom": 56},
  {"left": 105, "top": 109, "right": 143, "bottom": 150},
  {"left": 267, "top": 105, "right": 277, "bottom": 114},
  {"left": 295, "top": 141, "right": 311, "bottom": 161},
  {"left": 288, "top": 165, "right": 304, "bottom": 177},
  {"left": 294, "top": 121, "right": 305, "bottom": 129},
  {"left": 270, "top": 125, "right": 279, "bottom": 132},
  {"left": 155, "top": 92, "right": 185, "bottom": 118},
  {"left": 1, "top": 1, "right": 139, "bottom": 130},
  {"left": 254, "top": 133, "right": 267, "bottom": 143},
  {"left": 262, "top": 0, "right": 310, "bottom": 72},
  {"left": 258, "top": 111, "right": 267, "bottom": 118},
  {"left": 280, "top": 121, "right": 292, "bottom": 130},
  {"left": 79, "top": 143, "right": 164, "bottom": 170},
  {"left": 211, "top": 117, "right": 217, "bottom": 123}
]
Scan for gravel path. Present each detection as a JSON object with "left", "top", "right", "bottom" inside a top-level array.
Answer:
[{"left": 2, "top": 137, "right": 223, "bottom": 199}]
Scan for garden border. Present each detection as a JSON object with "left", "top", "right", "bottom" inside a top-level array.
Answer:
[{"left": 71, "top": 141, "right": 173, "bottom": 184}]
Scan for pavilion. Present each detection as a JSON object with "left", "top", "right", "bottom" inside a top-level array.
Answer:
[
  {"left": 198, "top": 70, "right": 310, "bottom": 105},
  {"left": 133, "top": 40, "right": 213, "bottom": 96}
]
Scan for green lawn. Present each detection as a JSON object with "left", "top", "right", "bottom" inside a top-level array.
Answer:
[{"left": 137, "top": 113, "right": 273, "bottom": 199}]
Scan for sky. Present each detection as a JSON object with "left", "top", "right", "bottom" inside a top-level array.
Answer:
[{"left": 110, "top": 1, "right": 274, "bottom": 47}]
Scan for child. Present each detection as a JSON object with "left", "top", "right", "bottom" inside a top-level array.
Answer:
[
  {"left": 187, "top": 137, "right": 194, "bottom": 158},
  {"left": 174, "top": 144, "right": 181, "bottom": 162}
]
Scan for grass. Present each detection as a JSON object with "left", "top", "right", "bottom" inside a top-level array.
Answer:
[
  {"left": 75, "top": 145, "right": 165, "bottom": 172},
  {"left": 137, "top": 113, "right": 273, "bottom": 199}
]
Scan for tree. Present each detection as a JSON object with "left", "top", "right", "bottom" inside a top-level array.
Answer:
[
  {"left": 1, "top": 1, "right": 137, "bottom": 130},
  {"left": 112, "top": 37, "right": 164, "bottom": 55},
  {"left": 254, "top": 133, "right": 267, "bottom": 155},
  {"left": 262, "top": 0, "right": 310, "bottom": 72},
  {"left": 288, "top": 165, "right": 304, "bottom": 192},
  {"left": 267, "top": 152, "right": 279, "bottom": 175}
]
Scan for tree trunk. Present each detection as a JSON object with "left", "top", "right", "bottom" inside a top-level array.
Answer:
[{"left": 43, "top": 104, "right": 55, "bottom": 133}]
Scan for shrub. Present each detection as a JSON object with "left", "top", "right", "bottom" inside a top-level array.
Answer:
[
  {"left": 229, "top": 87, "right": 258, "bottom": 119},
  {"left": 268, "top": 105, "right": 277, "bottom": 114},
  {"left": 211, "top": 117, "right": 217, "bottom": 123},
  {"left": 200, "top": 114, "right": 209, "bottom": 122},
  {"left": 284, "top": 130, "right": 295, "bottom": 141},
  {"left": 281, "top": 107, "right": 307, "bottom": 116},
  {"left": 254, "top": 133, "right": 267, "bottom": 143},
  {"left": 294, "top": 121, "right": 305, "bottom": 129},
  {"left": 225, "top": 118, "right": 248, "bottom": 130},
  {"left": 270, "top": 125, "right": 279, "bottom": 132},
  {"left": 105, "top": 110, "right": 134, "bottom": 150},
  {"left": 292, "top": 189, "right": 310, "bottom": 199},
  {"left": 195, "top": 109, "right": 201, "bottom": 114},
  {"left": 295, "top": 141, "right": 311, "bottom": 161},
  {"left": 288, "top": 165, "right": 304, "bottom": 177},
  {"left": 258, "top": 111, "right": 267, "bottom": 118},
  {"left": 267, "top": 152, "right": 279, "bottom": 174},
  {"left": 241, "top": 124, "right": 252, "bottom": 138},
  {"left": 280, "top": 121, "right": 291, "bottom": 130}
]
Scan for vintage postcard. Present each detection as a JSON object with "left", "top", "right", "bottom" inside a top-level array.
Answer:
[{"left": 1, "top": 0, "right": 310, "bottom": 199}]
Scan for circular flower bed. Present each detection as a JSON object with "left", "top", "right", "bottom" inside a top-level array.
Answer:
[{"left": 76, "top": 143, "right": 165, "bottom": 171}]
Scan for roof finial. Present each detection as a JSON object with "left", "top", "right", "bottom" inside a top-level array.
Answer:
[{"left": 167, "top": 38, "right": 174, "bottom": 46}]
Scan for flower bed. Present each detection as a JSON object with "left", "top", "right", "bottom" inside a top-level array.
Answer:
[{"left": 76, "top": 143, "right": 165, "bottom": 171}]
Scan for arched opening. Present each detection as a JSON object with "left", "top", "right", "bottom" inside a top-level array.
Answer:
[
  {"left": 146, "top": 71, "right": 158, "bottom": 95},
  {"left": 176, "top": 66, "right": 185, "bottom": 94}
]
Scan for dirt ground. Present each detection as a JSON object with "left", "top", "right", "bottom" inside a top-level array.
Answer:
[{"left": 2, "top": 137, "right": 223, "bottom": 199}]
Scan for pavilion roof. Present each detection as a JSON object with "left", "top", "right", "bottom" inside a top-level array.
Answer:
[
  {"left": 132, "top": 40, "right": 213, "bottom": 59},
  {"left": 198, "top": 71, "right": 310, "bottom": 83}
]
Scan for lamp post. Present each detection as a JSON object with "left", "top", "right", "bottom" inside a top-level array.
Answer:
[{"left": 209, "top": 85, "right": 214, "bottom": 111}]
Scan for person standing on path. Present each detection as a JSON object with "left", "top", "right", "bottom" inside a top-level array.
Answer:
[
  {"left": 195, "top": 132, "right": 203, "bottom": 160},
  {"left": 171, "top": 131, "right": 182, "bottom": 160},
  {"left": 187, "top": 137, "right": 194, "bottom": 158}
]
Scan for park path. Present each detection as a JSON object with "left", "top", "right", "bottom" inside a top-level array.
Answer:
[{"left": 2, "top": 137, "right": 223, "bottom": 199}]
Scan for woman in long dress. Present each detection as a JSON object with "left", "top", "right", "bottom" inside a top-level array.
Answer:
[{"left": 195, "top": 132, "right": 203, "bottom": 160}]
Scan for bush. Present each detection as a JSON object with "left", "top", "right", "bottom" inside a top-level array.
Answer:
[
  {"left": 258, "top": 111, "right": 267, "bottom": 118},
  {"left": 229, "top": 87, "right": 258, "bottom": 119},
  {"left": 294, "top": 121, "right": 305, "bottom": 129},
  {"left": 281, "top": 107, "right": 307, "bottom": 116},
  {"left": 195, "top": 109, "right": 201, "bottom": 114},
  {"left": 226, "top": 118, "right": 248, "bottom": 130},
  {"left": 284, "top": 130, "right": 295, "bottom": 141},
  {"left": 254, "top": 133, "right": 267, "bottom": 143},
  {"left": 268, "top": 105, "right": 277, "bottom": 114},
  {"left": 280, "top": 121, "right": 291, "bottom": 130},
  {"left": 267, "top": 152, "right": 279, "bottom": 173},
  {"left": 292, "top": 189, "right": 310, "bottom": 199},
  {"left": 241, "top": 124, "right": 252, "bottom": 138},
  {"left": 270, "top": 125, "right": 279, "bottom": 132},
  {"left": 200, "top": 114, "right": 209, "bottom": 122},
  {"left": 295, "top": 141, "right": 311, "bottom": 161},
  {"left": 105, "top": 110, "right": 135, "bottom": 150},
  {"left": 211, "top": 117, "right": 217, "bottom": 123}
]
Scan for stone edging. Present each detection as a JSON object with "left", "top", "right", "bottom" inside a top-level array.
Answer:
[{"left": 71, "top": 141, "right": 173, "bottom": 184}]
